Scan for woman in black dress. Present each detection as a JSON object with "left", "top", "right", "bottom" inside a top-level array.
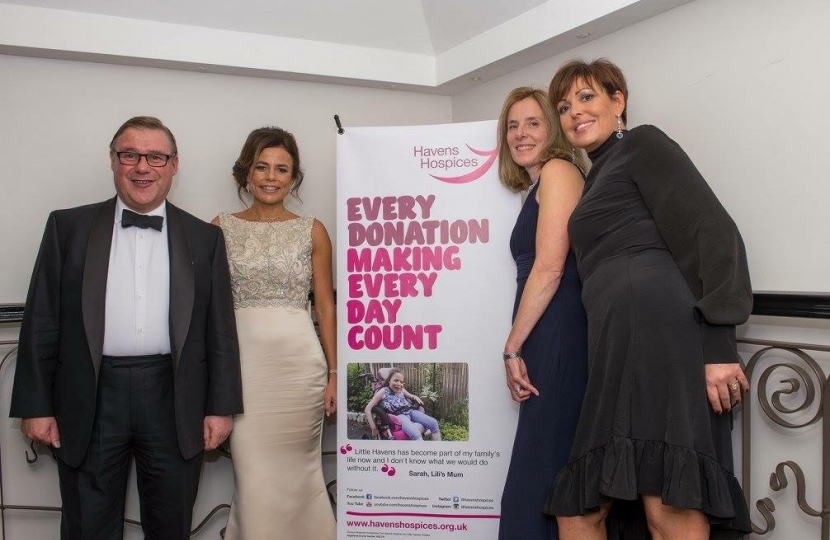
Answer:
[
  {"left": 544, "top": 59, "right": 753, "bottom": 540},
  {"left": 496, "top": 87, "right": 589, "bottom": 540}
]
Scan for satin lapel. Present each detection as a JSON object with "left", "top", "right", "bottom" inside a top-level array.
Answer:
[
  {"left": 166, "top": 203, "right": 194, "bottom": 373},
  {"left": 82, "top": 198, "right": 116, "bottom": 381}
]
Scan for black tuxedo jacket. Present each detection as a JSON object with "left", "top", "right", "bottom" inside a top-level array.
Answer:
[{"left": 10, "top": 198, "right": 243, "bottom": 467}]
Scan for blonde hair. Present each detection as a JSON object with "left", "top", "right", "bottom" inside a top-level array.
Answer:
[{"left": 496, "top": 87, "right": 585, "bottom": 193}]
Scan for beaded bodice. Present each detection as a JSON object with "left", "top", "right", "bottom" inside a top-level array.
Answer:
[{"left": 219, "top": 213, "right": 314, "bottom": 310}]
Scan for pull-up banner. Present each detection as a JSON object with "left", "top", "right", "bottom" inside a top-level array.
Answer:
[{"left": 336, "top": 120, "right": 519, "bottom": 539}]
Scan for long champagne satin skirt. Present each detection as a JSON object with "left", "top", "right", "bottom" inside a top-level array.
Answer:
[{"left": 223, "top": 306, "right": 335, "bottom": 540}]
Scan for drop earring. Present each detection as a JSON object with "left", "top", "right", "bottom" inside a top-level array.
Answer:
[
  {"left": 245, "top": 183, "right": 251, "bottom": 193},
  {"left": 616, "top": 116, "right": 624, "bottom": 139}
]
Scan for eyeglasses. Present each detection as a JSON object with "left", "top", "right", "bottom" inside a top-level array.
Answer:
[{"left": 114, "top": 151, "right": 176, "bottom": 167}]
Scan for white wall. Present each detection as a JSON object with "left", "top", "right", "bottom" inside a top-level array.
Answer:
[
  {"left": 0, "top": 54, "right": 451, "bottom": 539},
  {"left": 452, "top": 0, "right": 830, "bottom": 294},
  {"left": 0, "top": 54, "right": 452, "bottom": 303}
]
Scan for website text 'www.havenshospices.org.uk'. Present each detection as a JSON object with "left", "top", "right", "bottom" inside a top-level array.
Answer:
[{"left": 346, "top": 519, "right": 469, "bottom": 533}]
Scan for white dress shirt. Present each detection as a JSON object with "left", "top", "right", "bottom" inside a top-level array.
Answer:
[{"left": 102, "top": 198, "right": 171, "bottom": 356}]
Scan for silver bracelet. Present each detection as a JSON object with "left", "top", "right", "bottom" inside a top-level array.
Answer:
[{"left": 502, "top": 351, "right": 521, "bottom": 361}]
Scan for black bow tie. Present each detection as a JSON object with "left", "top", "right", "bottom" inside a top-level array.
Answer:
[{"left": 121, "top": 209, "right": 163, "bottom": 231}]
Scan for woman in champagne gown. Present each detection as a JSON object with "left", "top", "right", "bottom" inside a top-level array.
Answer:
[{"left": 214, "top": 126, "right": 337, "bottom": 540}]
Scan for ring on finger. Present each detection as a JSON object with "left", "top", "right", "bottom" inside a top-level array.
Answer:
[{"left": 729, "top": 381, "right": 740, "bottom": 391}]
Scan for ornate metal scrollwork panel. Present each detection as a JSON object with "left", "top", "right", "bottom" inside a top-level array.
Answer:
[{"left": 740, "top": 341, "right": 830, "bottom": 538}]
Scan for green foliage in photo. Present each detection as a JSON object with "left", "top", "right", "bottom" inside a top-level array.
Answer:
[{"left": 438, "top": 420, "right": 469, "bottom": 441}]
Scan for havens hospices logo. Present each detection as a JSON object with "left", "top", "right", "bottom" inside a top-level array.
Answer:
[{"left": 412, "top": 143, "right": 498, "bottom": 184}]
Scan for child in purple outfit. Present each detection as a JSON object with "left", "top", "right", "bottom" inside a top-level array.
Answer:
[{"left": 364, "top": 368, "right": 442, "bottom": 440}]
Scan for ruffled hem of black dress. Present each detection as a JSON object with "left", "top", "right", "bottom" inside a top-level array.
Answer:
[{"left": 544, "top": 437, "right": 751, "bottom": 540}]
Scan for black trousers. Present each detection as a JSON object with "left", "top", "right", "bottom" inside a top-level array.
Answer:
[{"left": 57, "top": 354, "right": 203, "bottom": 540}]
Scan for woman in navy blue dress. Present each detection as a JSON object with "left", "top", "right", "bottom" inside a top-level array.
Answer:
[{"left": 497, "top": 87, "right": 589, "bottom": 540}]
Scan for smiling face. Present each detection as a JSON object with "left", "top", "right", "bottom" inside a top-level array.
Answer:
[
  {"left": 556, "top": 78, "right": 625, "bottom": 153},
  {"left": 247, "top": 146, "right": 294, "bottom": 205},
  {"left": 388, "top": 373, "right": 405, "bottom": 393},
  {"left": 110, "top": 127, "right": 178, "bottom": 213},
  {"left": 505, "top": 97, "right": 549, "bottom": 179}
]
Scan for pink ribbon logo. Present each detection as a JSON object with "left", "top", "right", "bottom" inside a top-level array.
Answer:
[{"left": 429, "top": 145, "right": 497, "bottom": 184}]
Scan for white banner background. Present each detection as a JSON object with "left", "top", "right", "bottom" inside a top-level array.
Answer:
[{"left": 336, "top": 120, "right": 520, "bottom": 539}]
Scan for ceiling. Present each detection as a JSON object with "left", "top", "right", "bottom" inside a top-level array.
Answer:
[{"left": 0, "top": 0, "right": 694, "bottom": 94}]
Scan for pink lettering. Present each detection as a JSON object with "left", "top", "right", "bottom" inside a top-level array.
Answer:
[
  {"left": 342, "top": 195, "right": 436, "bottom": 223},
  {"left": 346, "top": 197, "right": 361, "bottom": 221},
  {"left": 349, "top": 272, "right": 438, "bottom": 298},
  {"left": 346, "top": 299, "right": 402, "bottom": 324},
  {"left": 348, "top": 274, "right": 364, "bottom": 298},
  {"left": 347, "top": 324, "right": 443, "bottom": 351}
]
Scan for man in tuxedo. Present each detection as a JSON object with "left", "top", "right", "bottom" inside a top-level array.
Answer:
[{"left": 10, "top": 116, "right": 243, "bottom": 540}]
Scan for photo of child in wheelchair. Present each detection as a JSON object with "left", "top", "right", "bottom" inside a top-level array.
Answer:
[{"left": 363, "top": 367, "right": 442, "bottom": 441}]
